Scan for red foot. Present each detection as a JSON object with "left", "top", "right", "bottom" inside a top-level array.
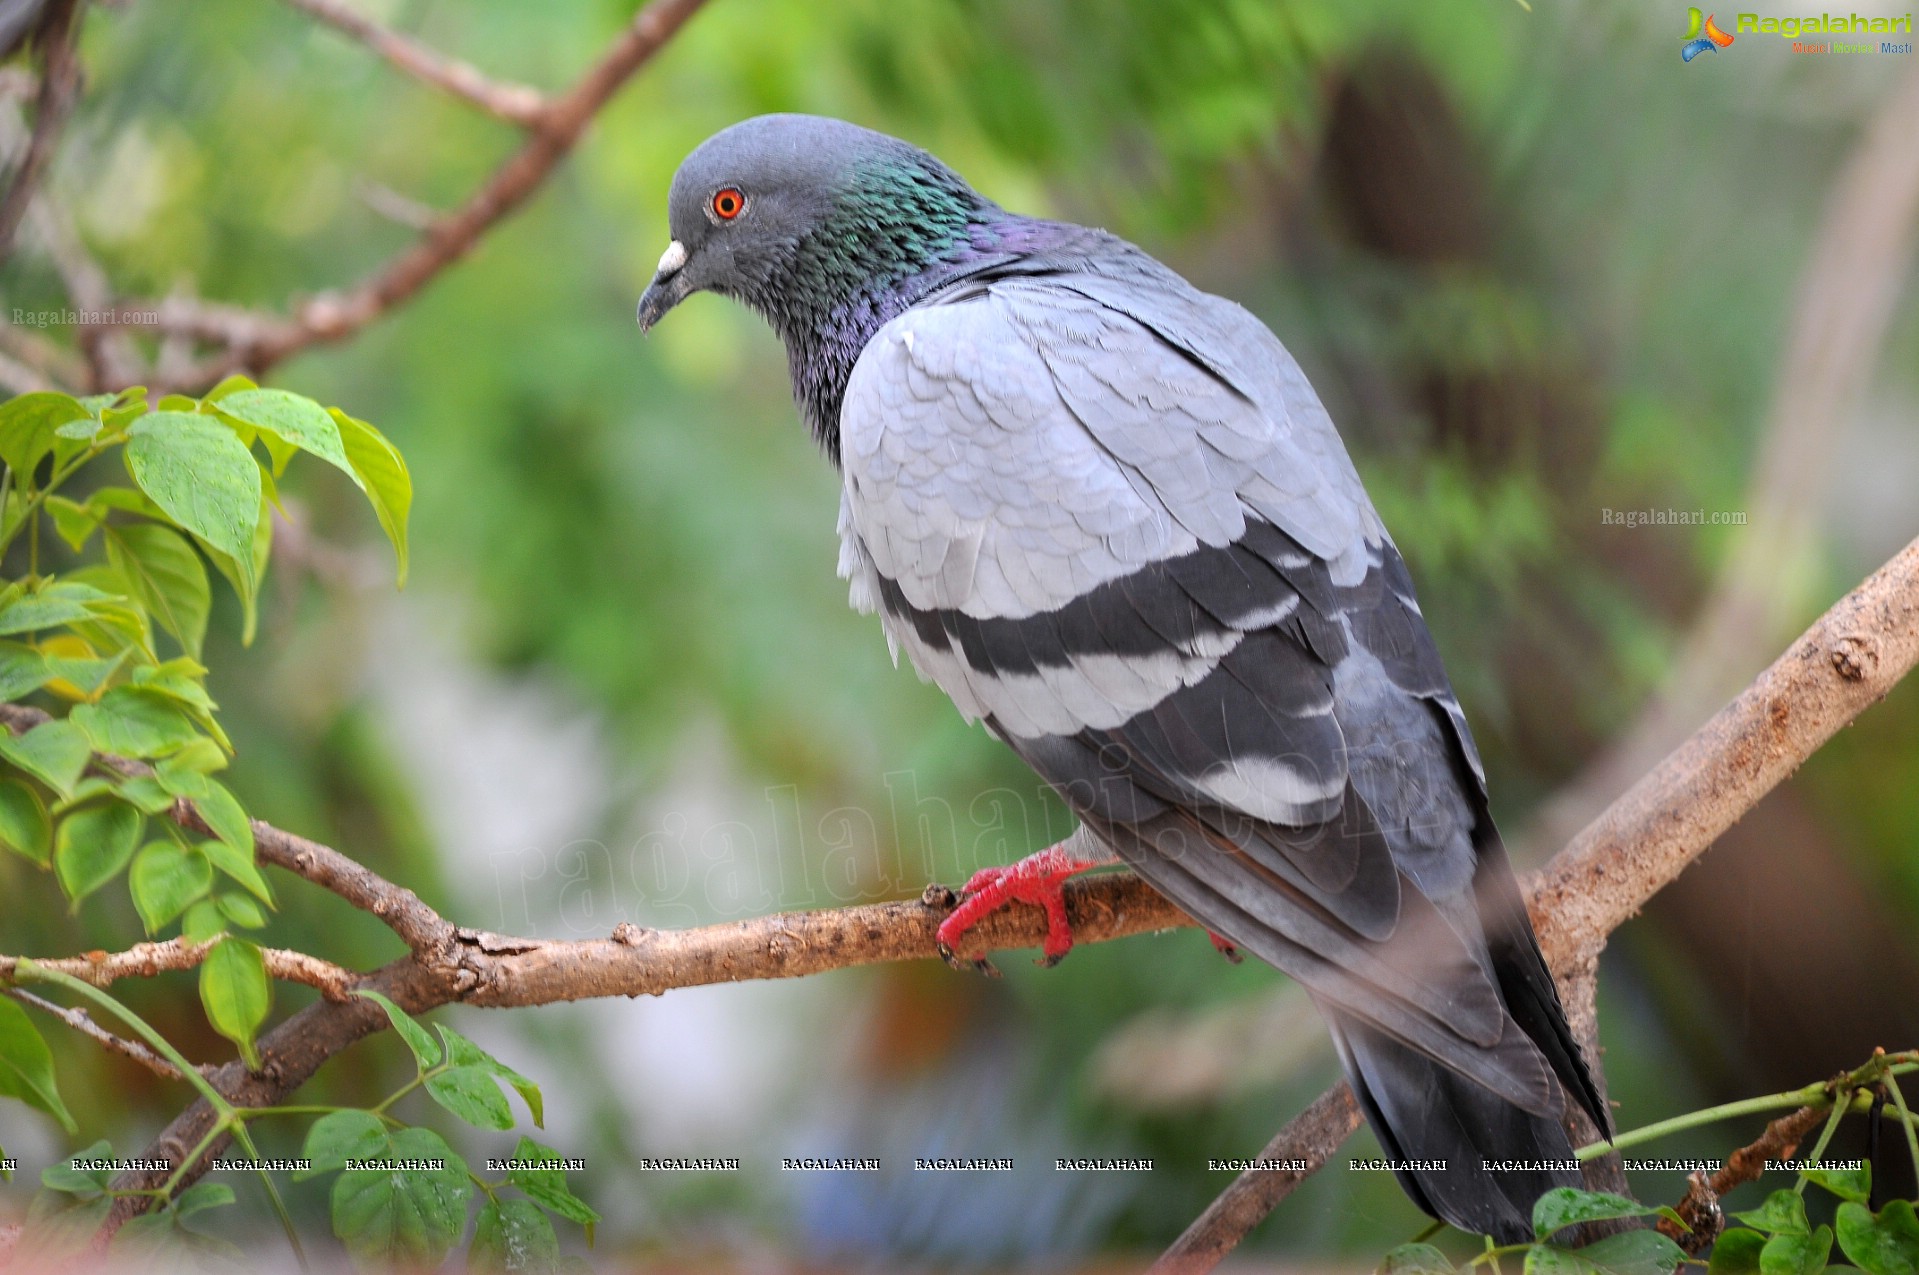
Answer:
[
  {"left": 1207, "top": 931, "right": 1244, "bottom": 964},
  {"left": 935, "top": 847, "right": 1099, "bottom": 973}
]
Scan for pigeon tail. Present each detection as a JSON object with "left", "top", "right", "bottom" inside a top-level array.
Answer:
[{"left": 1324, "top": 1006, "right": 1583, "bottom": 1243}]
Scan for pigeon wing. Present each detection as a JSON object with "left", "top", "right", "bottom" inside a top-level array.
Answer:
[{"left": 838, "top": 278, "right": 1558, "bottom": 1113}]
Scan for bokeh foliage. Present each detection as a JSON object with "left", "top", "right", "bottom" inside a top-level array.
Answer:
[{"left": 2, "top": 0, "right": 1916, "bottom": 1266}]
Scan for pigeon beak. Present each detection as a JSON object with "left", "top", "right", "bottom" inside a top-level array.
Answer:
[{"left": 636, "top": 240, "right": 692, "bottom": 333}]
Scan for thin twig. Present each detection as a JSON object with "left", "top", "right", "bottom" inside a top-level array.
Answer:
[
  {"left": 2, "top": 985, "right": 189, "bottom": 1080},
  {"left": 284, "top": 0, "right": 549, "bottom": 127},
  {"left": 161, "top": 0, "right": 713, "bottom": 392},
  {"left": 1151, "top": 1084, "right": 1361, "bottom": 1275},
  {"left": 1, "top": 936, "right": 357, "bottom": 1000},
  {"left": 0, "top": 0, "right": 82, "bottom": 265}
]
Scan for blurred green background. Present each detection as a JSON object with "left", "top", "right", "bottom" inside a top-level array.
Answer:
[{"left": 2, "top": 0, "right": 1917, "bottom": 1268}]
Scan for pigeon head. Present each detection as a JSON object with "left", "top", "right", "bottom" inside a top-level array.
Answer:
[{"left": 638, "top": 115, "right": 1012, "bottom": 454}]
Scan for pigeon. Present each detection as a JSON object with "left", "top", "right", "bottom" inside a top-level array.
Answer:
[{"left": 637, "top": 114, "right": 1609, "bottom": 1242}]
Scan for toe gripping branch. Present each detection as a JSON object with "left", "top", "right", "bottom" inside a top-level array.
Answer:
[{"left": 933, "top": 846, "right": 1100, "bottom": 975}]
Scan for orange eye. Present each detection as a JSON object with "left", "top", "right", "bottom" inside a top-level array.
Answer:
[{"left": 711, "top": 188, "right": 745, "bottom": 220}]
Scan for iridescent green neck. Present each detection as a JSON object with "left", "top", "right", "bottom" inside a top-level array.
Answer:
[{"left": 756, "top": 158, "right": 1006, "bottom": 459}]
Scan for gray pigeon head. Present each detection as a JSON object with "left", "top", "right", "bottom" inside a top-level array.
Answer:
[{"left": 635, "top": 114, "right": 994, "bottom": 341}]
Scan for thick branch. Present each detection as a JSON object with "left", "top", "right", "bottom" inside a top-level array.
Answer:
[
  {"left": 1518, "top": 61, "right": 1919, "bottom": 865},
  {"left": 163, "top": 0, "right": 712, "bottom": 391},
  {"left": 284, "top": 0, "right": 548, "bottom": 126}
]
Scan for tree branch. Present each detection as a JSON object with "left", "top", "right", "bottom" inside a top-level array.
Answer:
[
  {"left": 1659, "top": 1104, "right": 1828, "bottom": 1253},
  {"left": 75, "top": 533, "right": 1916, "bottom": 1237},
  {"left": 283, "top": 0, "right": 549, "bottom": 127}
]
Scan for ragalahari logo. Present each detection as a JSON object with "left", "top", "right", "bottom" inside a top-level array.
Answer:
[{"left": 1683, "top": 8, "right": 1737, "bottom": 58}]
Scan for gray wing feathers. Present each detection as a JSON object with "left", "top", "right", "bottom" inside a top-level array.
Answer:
[
  {"left": 841, "top": 283, "right": 1377, "bottom": 622},
  {"left": 835, "top": 270, "right": 1552, "bottom": 1111}
]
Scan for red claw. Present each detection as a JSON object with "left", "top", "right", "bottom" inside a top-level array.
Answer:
[
  {"left": 935, "top": 846, "right": 1100, "bottom": 970},
  {"left": 1207, "top": 931, "right": 1244, "bottom": 964}
]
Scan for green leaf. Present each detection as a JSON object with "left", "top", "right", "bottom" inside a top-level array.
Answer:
[
  {"left": 0, "top": 996, "right": 77, "bottom": 1132},
  {"left": 1711, "top": 1229, "right": 1768, "bottom": 1275},
  {"left": 1737, "top": 1191, "right": 1813, "bottom": 1237},
  {"left": 0, "top": 588, "right": 98, "bottom": 636},
  {"left": 200, "top": 375, "right": 257, "bottom": 404},
  {"left": 354, "top": 989, "right": 443, "bottom": 1069},
  {"left": 0, "top": 719, "right": 91, "bottom": 796},
  {"left": 42, "top": 647, "right": 130, "bottom": 699},
  {"left": 156, "top": 738, "right": 227, "bottom": 786},
  {"left": 103, "top": 523, "right": 211, "bottom": 659},
  {"left": 1837, "top": 1200, "right": 1919, "bottom": 1275},
  {"left": 217, "top": 389, "right": 358, "bottom": 484},
  {"left": 215, "top": 890, "right": 268, "bottom": 928},
  {"left": 1524, "top": 1231, "right": 1691, "bottom": 1275},
  {"left": 0, "top": 640, "right": 51, "bottom": 700},
  {"left": 44, "top": 495, "right": 103, "bottom": 551},
  {"left": 132, "top": 661, "right": 228, "bottom": 750},
  {"left": 199, "top": 937, "right": 269, "bottom": 1068},
  {"left": 53, "top": 799, "right": 144, "bottom": 903},
  {"left": 441, "top": 1024, "right": 542, "bottom": 1126},
  {"left": 70, "top": 686, "right": 201, "bottom": 758},
  {"left": 300, "top": 1109, "right": 387, "bottom": 1175},
  {"left": 1804, "top": 1162, "right": 1871, "bottom": 1205},
  {"left": 52, "top": 776, "right": 118, "bottom": 811},
  {"left": 1534, "top": 1186, "right": 1686, "bottom": 1238},
  {"left": 333, "top": 410, "right": 410, "bottom": 585},
  {"left": 426, "top": 1062, "right": 514, "bottom": 1131},
  {"left": 0, "top": 778, "right": 51, "bottom": 865},
  {"left": 328, "top": 1125, "right": 471, "bottom": 1267},
  {"left": 130, "top": 840, "right": 213, "bottom": 933},
  {"left": 0, "top": 392, "right": 91, "bottom": 479},
  {"left": 111, "top": 1206, "right": 247, "bottom": 1263},
  {"left": 85, "top": 485, "right": 167, "bottom": 520},
  {"left": 505, "top": 1138, "right": 599, "bottom": 1232},
  {"left": 124, "top": 411, "right": 262, "bottom": 581},
  {"left": 196, "top": 494, "right": 271, "bottom": 646},
  {"left": 1377, "top": 1246, "right": 1453, "bottom": 1275},
  {"left": 1762, "top": 1225, "right": 1835, "bottom": 1275},
  {"left": 181, "top": 897, "right": 226, "bottom": 943},
  {"left": 195, "top": 774, "right": 255, "bottom": 856},
  {"left": 115, "top": 774, "right": 179, "bottom": 814},
  {"left": 171, "top": 1180, "right": 235, "bottom": 1218},
  {"left": 196, "top": 781, "right": 269, "bottom": 903},
  {"left": 39, "top": 1139, "right": 112, "bottom": 1195},
  {"left": 471, "top": 1196, "right": 560, "bottom": 1273}
]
